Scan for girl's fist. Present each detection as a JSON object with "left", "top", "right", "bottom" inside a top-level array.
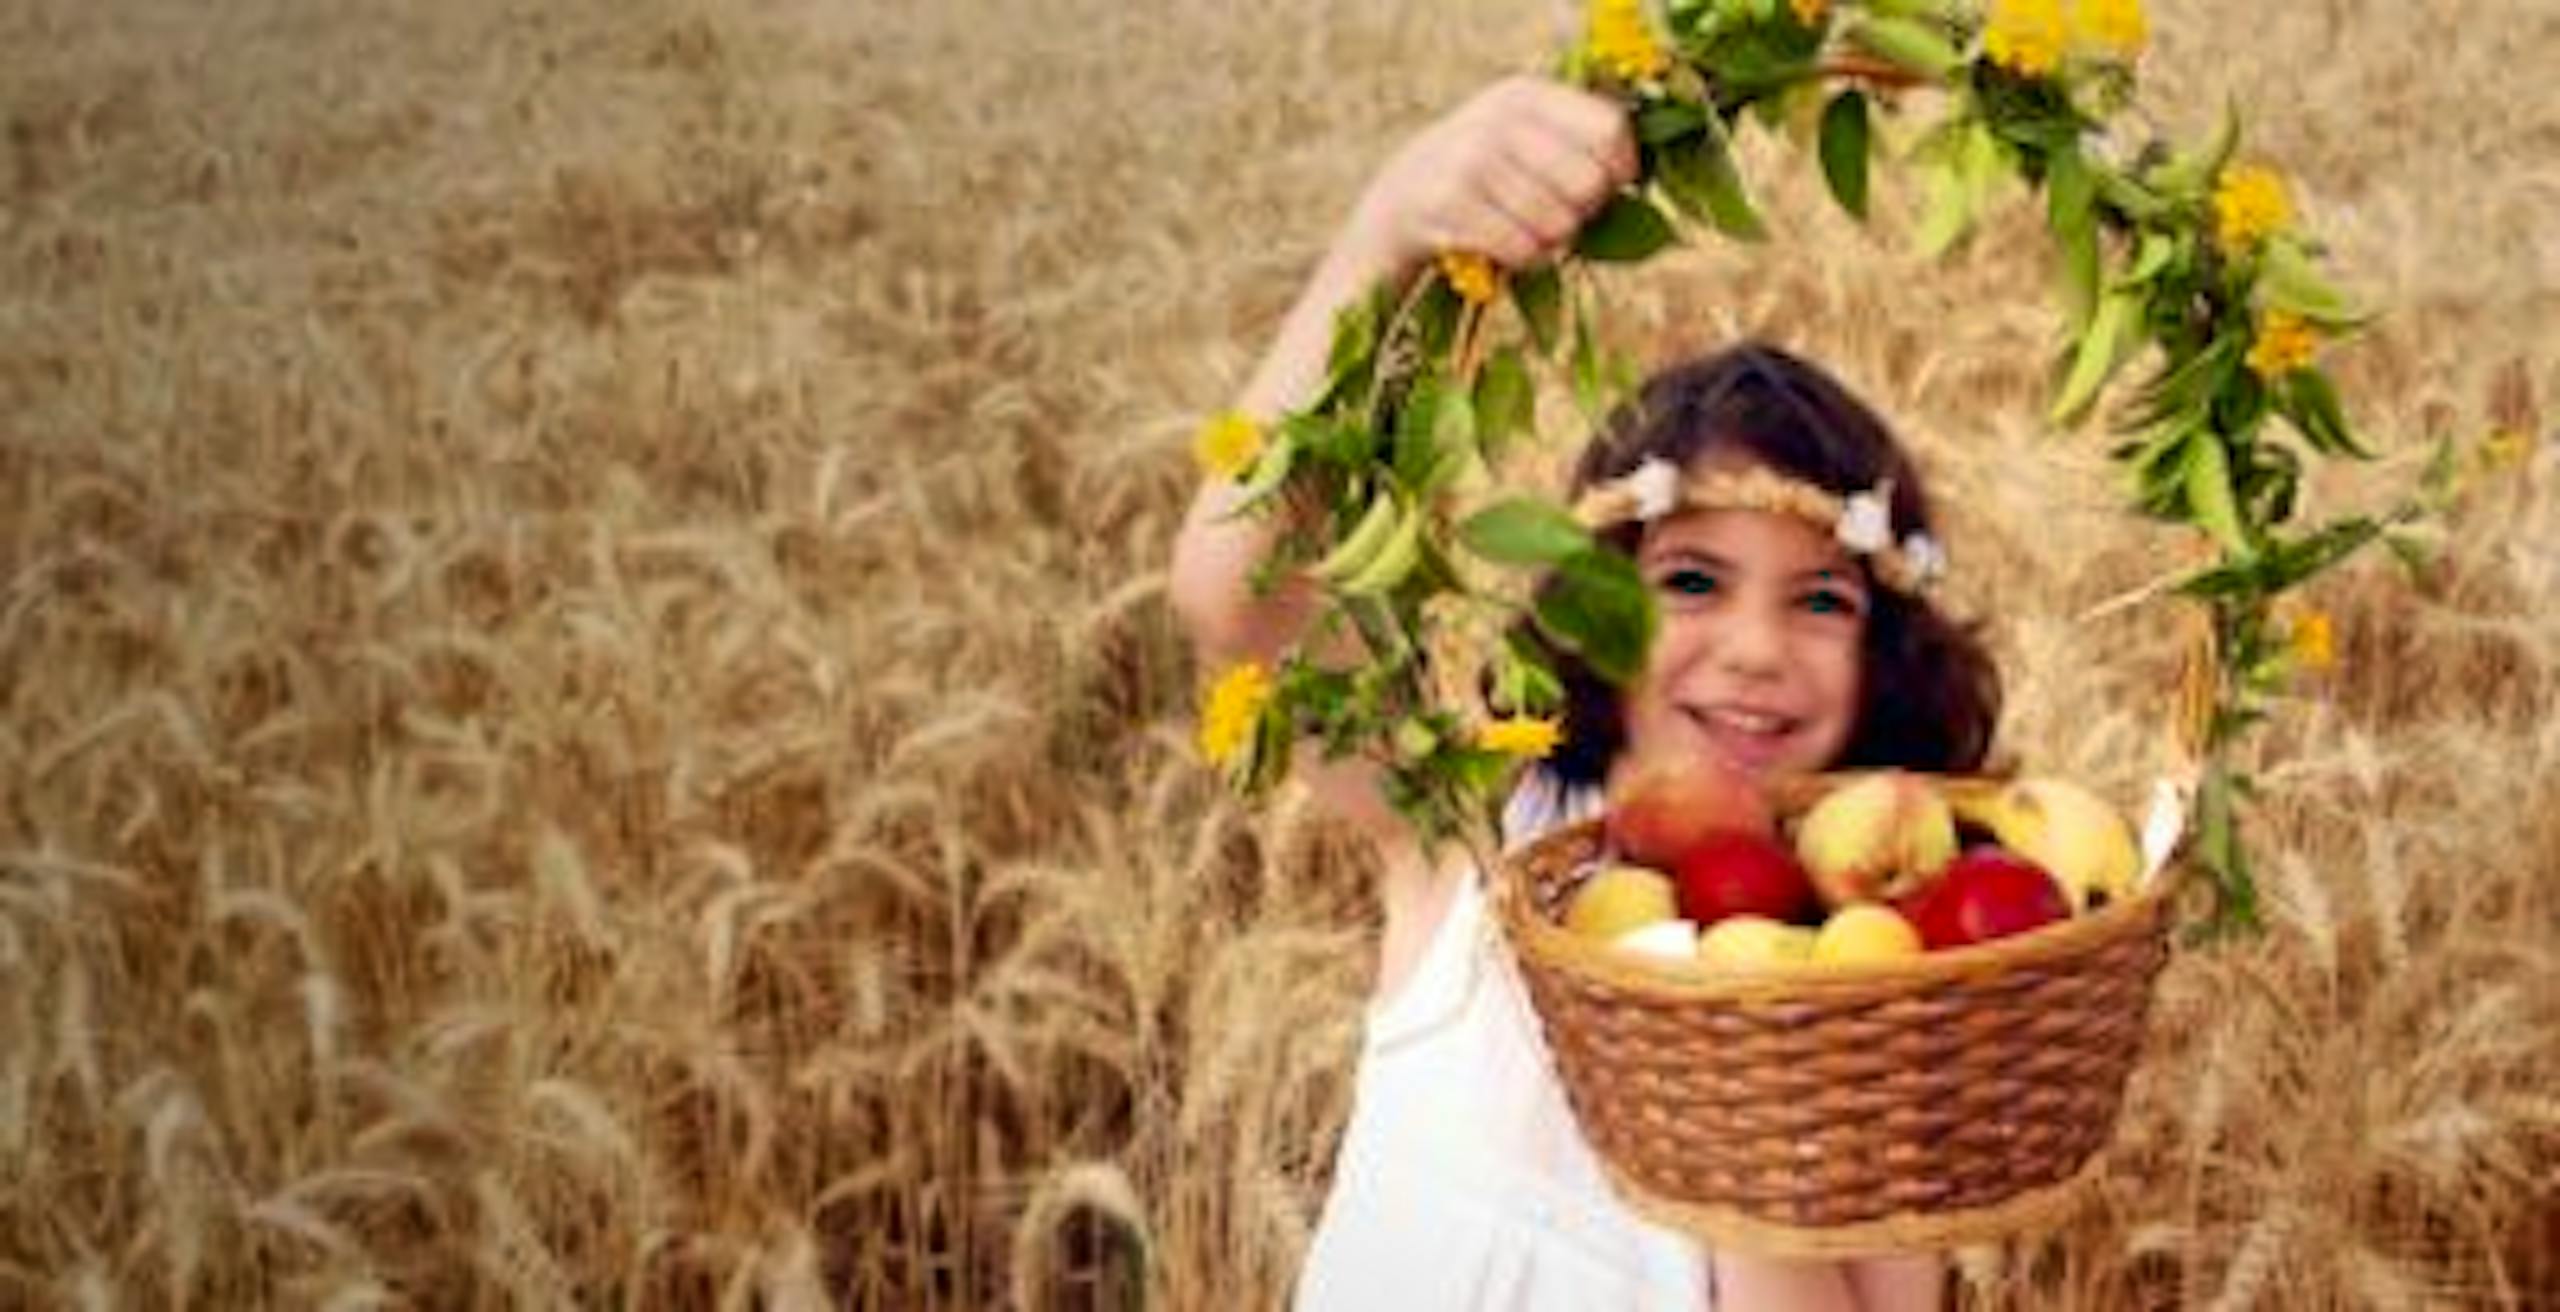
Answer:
[{"left": 1344, "top": 77, "right": 1639, "bottom": 276}]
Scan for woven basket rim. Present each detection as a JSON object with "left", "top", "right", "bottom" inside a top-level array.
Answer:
[{"left": 1494, "top": 815, "right": 2178, "bottom": 1005}]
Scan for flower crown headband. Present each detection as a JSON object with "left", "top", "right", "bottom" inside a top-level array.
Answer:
[{"left": 1569, "top": 457, "right": 1948, "bottom": 594}]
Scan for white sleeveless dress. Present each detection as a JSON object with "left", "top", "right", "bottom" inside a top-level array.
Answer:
[{"left": 1293, "top": 771, "right": 1714, "bottom": 1310}]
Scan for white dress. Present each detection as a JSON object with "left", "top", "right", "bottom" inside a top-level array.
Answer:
[{"left": 1294, "top": 771, "right": 1714, "bottom": 1310}]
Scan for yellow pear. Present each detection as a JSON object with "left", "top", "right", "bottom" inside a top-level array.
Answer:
[
  {"left": 1565, "top": 864, "right": 1678, "bottom": 941},
  {"left": 1810, "top": 903, "right": 1924, "bottom": 966},
  {"left": 1695, "top": 915, "right": 1817, "bottom": 970}
]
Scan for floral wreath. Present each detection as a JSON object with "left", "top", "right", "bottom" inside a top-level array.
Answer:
[
  {"left": 1573, "top": 460, "right": 1950, "bottom": 594},
  {"left": 1192, "top": 0, "right": 2454, "bottom": 938}
]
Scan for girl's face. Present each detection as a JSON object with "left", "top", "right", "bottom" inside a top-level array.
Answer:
[{"left": 1620, "top": 463, "right": 1868, "bottom": 779}]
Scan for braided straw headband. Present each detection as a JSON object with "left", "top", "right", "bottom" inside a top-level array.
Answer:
[{"left": 1568, "top": 457, "right": 1949, "bottom": 595}]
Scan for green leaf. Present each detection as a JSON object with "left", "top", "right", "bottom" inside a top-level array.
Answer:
[
  {"left": 2046, "top": 145, "right": 2099, "bottom": 330},
  {"left": 1570, "top": 313, "right": 1606, "bottom": 420},
  {"left": 1392, "top": 377, "right": 1445, "bottom": 489},
  {"left": 2115, "top": 230, "right": 2178, "bottom": 289},
  {"left": 2049, "top": 287, "right": 2140, "bottom": 425},
  {"left": 1224, "top": 424, "right": 1296, "bottom": 513},
  {"left": 1413, "top": 279, "right": 1461, "bottom": 357},
  {"left": 1636, "top": 101, "right": 1710, "bottom": 145},
  {"left": 1818, "top": 91, "right": 1871, "bottom": 220},
  {"left": 1514, "top": 265, "right": 1564, "bottom": 355},
  {"left": 2265, "top": 516, "right": 2384, "bottom": 589},
  {"left": 2279, "top": 369, "right": 2371, "bottom": 459},
  {"left": 2384, "top": 528, "right": 2439, "bottom": 576},
  {"left": 1459, "top": 497, "right": 1594, "bottom": 567},
  {"left": 1913, "top": 151, "right": 1972, "bottom": 257},
  {"left": 1849, "top": 14, "right": 1964, "bottom": 79},
  {"left": 1316, "top": 286, "right": 1386, "bottom": 409},
  {"left": 2185, "top": 434, "right": 2255, "bottom": 557},
  {"left": 1427, "top": 388, "right": 1479, "bottom": 492},
  {"left": 1535, "top": 548, "right": 1657, "bottom": 686},
  {"left": 2151, "top": 98, "right": 2243, "bottom": 200},
  {"left": 2260, "top": 237, "right": 2370, "bottom": 330},
  {"left": 1474, "top": 348, "right": 1534, "bottom": 458},
  {"left": 1573, "top": 192, "right": 1680, "bottom": 262},
  {"left": 2094, "top": 167, "right": 2171, "bottom": 223},
  {"left": 1655, "top": 126, "right": 1767, "bottom": 241}
]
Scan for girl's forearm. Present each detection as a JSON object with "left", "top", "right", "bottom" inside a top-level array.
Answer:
[{"left": 1168, "top": 225, "right": 1409, "bottom": 667}]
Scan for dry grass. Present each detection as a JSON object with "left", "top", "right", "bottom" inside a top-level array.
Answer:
[{"left": 2, "top": 0, "right": 2554, "bottom": 1306}]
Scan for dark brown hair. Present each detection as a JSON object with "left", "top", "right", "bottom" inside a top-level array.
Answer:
[{"left": 1524, "top": 341, "right": 2002, "bottom": 785}]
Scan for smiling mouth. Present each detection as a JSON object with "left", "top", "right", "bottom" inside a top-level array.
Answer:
[{"left": 1682, "top": 705, "right": 1805, "bottom": 772}]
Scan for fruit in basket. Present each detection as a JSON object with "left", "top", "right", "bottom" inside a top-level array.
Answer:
[
  {"left": 1948, "top": 777, "right": 2140, "bottom": 910},
  {"left": 1671, "top": 831, "right": 1820, "bottom": 928},
  {"left": 1810, "top": 903, "right": 1924, "bottom": 965},
  {"left": 1603, "top": 751, "right": 1775, "bottom": 868},
  {"left": 1696, "top": 915, "right": 1817, "bottom": 968},
  {"left": 1564, "top": 864, "right": 1680, "bottom": 941},
  {"left": 1610, "top": 918, "right": 1700, "bottom": 961},
  {"left": 1897, "top": 846, "right": 2072, "bottom": 949},
  {"left": 1794, "top": 771, "right": 1958, "bottom": 905}
]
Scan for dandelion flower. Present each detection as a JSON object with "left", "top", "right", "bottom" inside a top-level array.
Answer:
[
  {"left": 1437, "top": 250, "right": 1501, "bottom": 307},
  {"left": 2286, "top": 608, "right": 2336, "bottom": 672},
  {"left": 2246, "top": 309, "right": 2319, "bottom": 380},
  {"left": 2477, "top": 426, "right": 2533, "bottom": 472},
  {"left": 1197, "top": 663, "right": 1274, "bottom": 768},
  {"left": 1790, "top": 0, "right": 1830, "bottom": 26},
  {"left": 2213, "top": 164, "right": 2292, "bottom": 252},
  {"left": 1476, "top": 715, "right": 1564, "bottom": 760},
  {"left": 1587, "top": 0, "right": 1669, "bottom": 83},
  {"left": 1190, "top": 410, "right": 1264, "bottom": 481},
  {"left": 2072, "top": 0, "right": 2146, "bottom": 58},
  {"left": 1984, "top": 0, "right": 2068, "bottom": 77}
]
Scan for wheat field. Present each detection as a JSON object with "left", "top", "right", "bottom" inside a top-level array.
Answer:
[{"left": 1, "top": 0, "right": 2553, "bottom": 1306}]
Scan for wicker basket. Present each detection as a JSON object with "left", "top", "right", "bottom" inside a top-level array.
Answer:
[{"left": 1491, "top": 792, "right": 2175, "bottom": 1257}]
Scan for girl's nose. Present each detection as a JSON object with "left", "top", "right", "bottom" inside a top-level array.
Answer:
[{"left": 1713, "top": 599, "right": 1788, "bottom": 679}]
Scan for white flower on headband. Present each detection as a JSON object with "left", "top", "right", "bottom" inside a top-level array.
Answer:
[
  {"left": 1902, "top": 532, "right": 1948, "bottom": 584},
  {"left": 1835, "top": 486, "right": 1894, "bottom": 555},
  {"left": 1626, "top": 457, "right": 1682, "bottom": 521}
]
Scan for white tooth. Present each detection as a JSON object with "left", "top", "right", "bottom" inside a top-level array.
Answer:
[{"left": 1709, "top": 708, "right": 1785, "bottom": 735}]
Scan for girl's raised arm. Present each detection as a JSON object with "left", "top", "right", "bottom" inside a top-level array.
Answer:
[{"left": 1168, "top": 77, "right": 1635, "bottom": 835}]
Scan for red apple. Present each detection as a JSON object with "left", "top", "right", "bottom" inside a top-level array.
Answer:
[
  {"left": 1898, "top": 846, "right": 2071, "bottom": 950},
  {"left": 1604, "top": 752, "right": 1776, "bottom": 868},
  {"left": 1672, "top": 831, "right": 1821, "bottom": 929}
]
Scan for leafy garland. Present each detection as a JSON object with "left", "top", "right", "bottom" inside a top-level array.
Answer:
[{"left": 1192, "top": 0, "right": 2446, "bottom": 937}]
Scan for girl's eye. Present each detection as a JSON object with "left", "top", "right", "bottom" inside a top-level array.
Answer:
[
  {"left": 1802, "top": 585, "right": 1864, "bottom": 618},
  {"left": 1659, "top": 568, "right": 1719, "bottom": 598}
]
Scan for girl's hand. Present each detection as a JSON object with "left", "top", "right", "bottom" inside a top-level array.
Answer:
[{"left": 1338, "top": 76, "right": 1639, "bottom": 278}]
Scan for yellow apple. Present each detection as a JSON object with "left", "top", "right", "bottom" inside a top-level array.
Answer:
[
  {"left": 1564, "top": 864, "right": 1678, "bottom": 941},
  {"left": 1695, "top": 915, "right": 1817, "bottom": 970},
  {"left": 1810, "top": 902, "right": 1924, "bottom": 966}
]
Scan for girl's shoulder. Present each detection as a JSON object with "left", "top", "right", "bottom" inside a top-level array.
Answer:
[{"left": 1499, "top": 767, "right": 1605, "bottom": 853}]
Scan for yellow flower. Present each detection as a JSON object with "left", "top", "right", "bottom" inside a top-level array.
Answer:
[
  {"left": 1476, "top": 715, "right": 1564, "bottom": 760},
  {"left": 1790, "top": 0, "right": 1830, "bottom": 26},
  {"left": 1984, "top": 0, "right": 2068, "bottom": 77},
  {"left": 1587, "top": 0, "right": 1669, "bottom": 83},
  {"left": 2286, "top": 608, "right": 2336, "bottom": 673},
  {"left": 2072, "top": 0, "right": 2146, "bottom": 57},
  {"left": 1189, "top": 409, "right": 1264, "bottom": 481},
  {"left": 2477, "top": 426, "right": 2534, "bottom": 472},
  {"left": 1197, "top": 663, "right": 1274, "bottom": 768},
  {"left": 2213, "top": 164, "right": 2293, "bottom": 252},
  {"left": 2246, "top": 308, "right": 2320, "bottom": 380},
  {"left": 1437, "top": 250, "right": 1500, "bottom": 306}
]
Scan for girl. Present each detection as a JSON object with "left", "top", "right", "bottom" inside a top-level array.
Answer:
[{"left": 1170, "top": 77, "right": 1997, "bottom": 1311}]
